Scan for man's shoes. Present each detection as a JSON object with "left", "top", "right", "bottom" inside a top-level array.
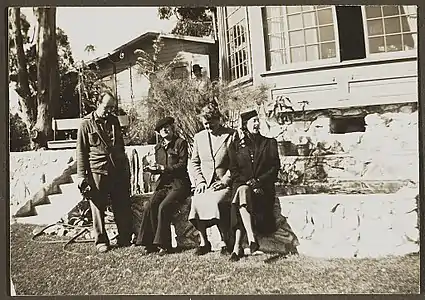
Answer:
[
  {"left": 249, "top": 241, "right": 259, "bottom": 254},
  {"left": 194, "top": 241, "right": 211, "bottom": 256},
  {"left": 229, "top": 252, "right": 240, "bottom": 262},
  {"left": 96, "top": 243, "right": 109, "bottom": 253},
  {"left": 220, "top": 246, "right": 229, "bottom": 255}
]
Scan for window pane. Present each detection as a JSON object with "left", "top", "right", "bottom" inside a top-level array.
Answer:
[
  {"left": 365, "top": 6, "right": 382, "bottom": 18},
  {"left": 383, "top": 5, "right": 400, "bottom": 17},
  {"left": 384, "top": 17, "right": 401, "bottom": 34},
  {"left": 289, "top": 30, "right": 305, "bottom": 46},
  {"left": 320, "top": 42, "right": 336, "bottom": 59},
  {"left": 319, "top": 25, "right": 335, "bottom": 42},
  {"left": 269, "top": 35, "right": 284, "bottom": 49},
  {"left": 385, "top": 35, "right": 402, "bottom": 51},
  {"left": 270, "top": 50, "right": 286, "bottom": 67},
  {"left": 367, "top": 19, "right": 384, "bottom": 36},
  {"left": 288, "top": 14, "right": 303, "bottom": 30},
  {"left": 318, "top": 8, "right": 333, "bottom": 25},
  {"left": 287, "top": 6, "right": 301, "bottom": 14},
  {"left": 290, "top": 47, "right": 306, "bottom": 62},
  {"left": 305, "top": 28, "right": 318, "bottom": 44},
  {"left": 369, "top": 37, "right": 385, "bottom": 53},
  {"left": 306, "top": 45, "right": 319, "bottom": 61},
  {"left": 268, "top": 20, "right": 283, "bottom": 34},
  {"left": 303, "top": 12, "right": 316, "bottom": 27},
  {"left": 403, "top": 33, "right": 416, "bottom": 50},
  {"left": 401, "top": 15, "right": 414, "bottom": 32},
  {"left": 302, "top": 5, "right": 315, "bottom": 12},
  {"left": 266, "top": 6, "right": 283, "bottom": 18}
]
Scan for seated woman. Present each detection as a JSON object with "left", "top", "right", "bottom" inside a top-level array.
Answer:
[
  {"left": 188, "top": 103, "right": 235, "bottom": 255},
  {"left": 228, "top": 110, "right": 281, "bottom": 261},
  {"left": 135, "top": 117, "right": 191, "bottom": 255}
]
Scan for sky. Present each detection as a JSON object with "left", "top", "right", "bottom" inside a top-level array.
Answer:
[{"left": 21, "top": 7, "right": 177, "bottom": 62}]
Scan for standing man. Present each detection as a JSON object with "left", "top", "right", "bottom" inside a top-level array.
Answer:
[
  {"left": 192, "top": 64, "right": 211, "bottom": 93},
  {"left": 76, "top": 90, "right": 133, "bottom": 253}
]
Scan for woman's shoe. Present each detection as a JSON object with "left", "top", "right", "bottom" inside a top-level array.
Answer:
[
  {"left": 238, "top": 247, "right": 245, "bottom": 258},
  {"left": 194, "top": 241, "right": 211, "bottom": 256},
  {"left": 249, "top": 241, "right": 259, "bottom": 254},
  {"left": 143, "top": 246, "right": 159, "bottom": 255},
  {"left": 229, "top": 252, "right": 240, "bottom": 262},
  {"left": 158, "top": 248, "right": 169, "bottom": 256}
]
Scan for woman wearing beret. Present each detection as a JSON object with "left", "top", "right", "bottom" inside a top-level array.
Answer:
[
  {"left": 228, "top": 110, "right": 281, "bottom": 261},
  {"left": 135, "top": 117, "right": 191, "bottom": 255}
]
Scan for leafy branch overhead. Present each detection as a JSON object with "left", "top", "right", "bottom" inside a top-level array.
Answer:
[{"left": 158, "top": 6, "right": 216, "bottom": 37}]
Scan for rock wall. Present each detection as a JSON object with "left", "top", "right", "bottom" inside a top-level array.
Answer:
[
  {"left": 10, "top": 145, "right": 154, "bottom": 216},
  {"left": 262, "top": 104, "right": 419, "bottom": 184},
  {"left": 281, "top": 185, "right": 419, "bottom": 258}
]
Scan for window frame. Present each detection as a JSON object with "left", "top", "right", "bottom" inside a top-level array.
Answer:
[
  {"left": 262, "top": 5, "right": 341, "bottom": 72},
  {"left": 260, "top": 5, "right": 417, "bottom": 75},
  {"left": 223, "top": 6, "right": 253, "bottom": 85},
  {"left": 360, "top": 5, "right": 418, "bottom": 59}
]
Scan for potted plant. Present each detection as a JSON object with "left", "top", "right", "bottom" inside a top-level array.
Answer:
[{"left": 297, "top": 136, "right": 311, "bottom": 156}]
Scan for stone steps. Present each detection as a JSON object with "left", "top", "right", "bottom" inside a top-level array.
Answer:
[{"left": 13, "top": 174, "right": 82, "bottom": 226}]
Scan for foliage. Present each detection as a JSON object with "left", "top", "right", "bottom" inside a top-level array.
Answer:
[
  {"left": 132, "top": 36, "right": 270, "bottom": 145},
  {"left": 9, "top": 15, "right": 75, "bottom": 112},
  {"left": 9, "top": 113, "right": 31, "bottom": 152},
  {"left": 158, "top": 6, "right": 215, "bottom": 37},
  {"left": 125, "top": 99, "right": 157, "bottom": 145},
  {"left": 74, "top": 62, "right": 112, "bottom": 116}
]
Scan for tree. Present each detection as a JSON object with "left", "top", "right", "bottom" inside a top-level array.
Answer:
[
  {"left": 9, "top": 7, "right": 73, "bottom": 149},
  {"left": 158, "top": 7, "right": 216, "bottom": 37},
  {"left": 31, "top": 7, "right": 60, "bottom": 148}
]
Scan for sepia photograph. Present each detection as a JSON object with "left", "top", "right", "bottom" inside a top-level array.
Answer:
[{"left": 8, "top": 4, "right": 420, "bottom": 295}]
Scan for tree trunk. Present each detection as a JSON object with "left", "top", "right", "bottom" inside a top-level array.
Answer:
[
  {"left": 9, "top": 8, "right": 36, "bottom": 148},
  {"left": 33, "top": 7, "right": 59, "bottom": 149}
]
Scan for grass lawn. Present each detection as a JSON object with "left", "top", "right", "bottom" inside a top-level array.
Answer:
[{"left": 10, "top": 223, "right": 419, "bottom": 295}]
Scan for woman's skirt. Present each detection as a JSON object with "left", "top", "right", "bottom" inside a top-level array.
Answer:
[{"left": 188, "top": 187, "right": 231, "bottom": 227}]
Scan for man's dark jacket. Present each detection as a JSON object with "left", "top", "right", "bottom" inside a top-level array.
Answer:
[{"left": 76, "top": 112, "right": 127, "bottom": 178}]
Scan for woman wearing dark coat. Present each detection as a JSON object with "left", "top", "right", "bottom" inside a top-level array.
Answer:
[
  {"left": 228, "top": 110, "right": 281, "bottom": 261},
  {"left": 135, "top": 117, "right": 191, "bottom": 255}
]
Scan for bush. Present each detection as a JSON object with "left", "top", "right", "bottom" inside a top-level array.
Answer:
[{"left": 10, "top": 113, "right": 31, "bottom": 152}]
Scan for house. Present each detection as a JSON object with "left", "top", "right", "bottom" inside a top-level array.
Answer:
[
  {"left": 215, "top": 5, "right": 418, "bottom": 155},
  {"left": 86, "top": 31, "right": 219, "bottom": 108}
]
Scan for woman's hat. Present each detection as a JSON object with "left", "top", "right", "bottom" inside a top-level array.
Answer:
[
  {"left": 240, "top": 110, "right": 258, "bottom": 123},
  {"left": 155, "top": 116, "right": 174, "bottom": 132}
]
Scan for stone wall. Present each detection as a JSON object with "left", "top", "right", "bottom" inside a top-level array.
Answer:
[
  {"left": 10, "top": 145, "right": 154, "bottom": 216},
  {"left": 262, "top": 103, "right": 419, "bottom": 184},
  {"left": 280, "top": 184, "right": 419, "bottom": 258}
]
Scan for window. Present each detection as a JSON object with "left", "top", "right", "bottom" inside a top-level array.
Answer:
[
  {"left": 364, "top": 5, "right": 417, "bottom": 54},
  {"left": 330, "top": 116, "right": 366, "bottom": 134},
  {"left": 224, "top": 7, "right": 251, "bottom": 81},
  {"left": 263, "top": 5, "right": 337, "bottom": 70}
]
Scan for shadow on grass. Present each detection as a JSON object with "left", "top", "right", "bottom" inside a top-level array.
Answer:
[{"left": 10, "top": 223, "right": 420, "bottom": 295}]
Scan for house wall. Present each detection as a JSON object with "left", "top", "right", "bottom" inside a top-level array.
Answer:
[
  {"left": 217, "top": 6, "right": 418, "bottom": 110},
  {"left": 94, "top": 37, "right": 219, "bottom": 106}
]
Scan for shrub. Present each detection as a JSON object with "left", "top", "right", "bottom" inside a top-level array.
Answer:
[{"left": 10, "top": 113, "right": 31, "bottom": 152}]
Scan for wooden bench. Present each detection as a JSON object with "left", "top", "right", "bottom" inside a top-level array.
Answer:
[{"left": 47, "top": 115, "right": 130, "bottom": 149}]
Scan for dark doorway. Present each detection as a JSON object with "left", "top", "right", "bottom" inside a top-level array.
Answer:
[{"left": 336, "top": 6, "right": 367, "bottom": 61}]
